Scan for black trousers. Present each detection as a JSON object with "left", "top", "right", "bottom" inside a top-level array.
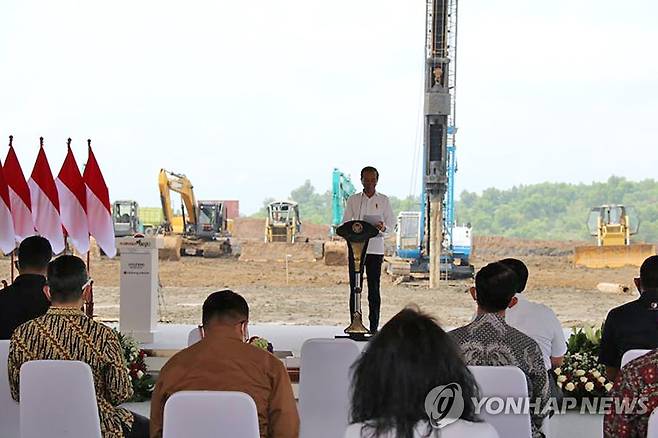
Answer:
[
  {"left": 123, "top": 411, "right": 150, "bottom": 438},
  {"left": 348, "top": 254, "right": 384, "bottom": 333}
]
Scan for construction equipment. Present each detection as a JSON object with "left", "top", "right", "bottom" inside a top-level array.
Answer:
[
  {"left": 138, "top": 207, "right": 164, "bottom": 235},
  {"left": 392, "top": 209, "right": 474, "bottom": 279},
  {"left": 265, "top": 201, "right": 301, "bottom": 243},
  {"left": 158, "top": 169, "right": 232, "bottom": 259},
  {"left": 574, "top": 205, "right": 655, "bottom": 268},
  {"left": 112, "top": 200, "right": 143, "bottom": 237},
  {"left": 324, "top": 169, "right": 356, "bottom": 266},
  {"left": 387, "top": 0, "right": 474, "bottom": 281},
  {"left": 330, "top": 168, "right": 356, "bottom": 235}
]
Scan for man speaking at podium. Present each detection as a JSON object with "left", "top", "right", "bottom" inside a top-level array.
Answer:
[{"left": 342, "top": 166, "right": 395, "bottom": 333}]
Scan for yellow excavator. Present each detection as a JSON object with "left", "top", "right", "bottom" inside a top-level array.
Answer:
[
  {"left": 158, "top": 169, "right": 232, "bottom": 259},
  {"left": 574, "top": 205, "right": 655, "bottom": 268}
]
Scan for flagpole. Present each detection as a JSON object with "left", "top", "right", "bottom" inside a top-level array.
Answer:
[
  {"left": 7, "top": 136, "right": 16, "bottom": 283},
  {"left": 86, "top": 251, "right": 94, "bottom": 318},
  {"left": 85, "top": 139, "right": 94, "bottom": 318}
]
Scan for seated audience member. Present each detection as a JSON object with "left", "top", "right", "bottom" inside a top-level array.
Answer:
[
  {"left": 450, "top": 262, "right": 549, "bottom": 438},
  {"left": 0, "top": 236, "right": 52, "bottom": 339},
  {"left": 599, "top": 255, "right": 658, "bottom": 381},
  {"left": 502, "top": 258, "right": 566, "bottom": 400},
  {"left": 346, "top": 306, "right": 498, "bottom": 438},
  {"left": 8, "top": 255, "right": 147, "bottom": 438},
  {"left": 150, "top": 290, "right": 299, "bottom": 438},
  {"left": 604, "top": 347, "right": 658, "bottom": 437}
]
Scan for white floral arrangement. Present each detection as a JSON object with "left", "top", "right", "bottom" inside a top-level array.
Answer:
[
  {"left": 114, "top": 329, "right": 155, "bottom": 401},
  {"left": 552, "top": 326, "right": 612, "bottom": 402}
]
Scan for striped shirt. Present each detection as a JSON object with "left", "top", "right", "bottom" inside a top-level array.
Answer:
[{"left": 9, "top": 307, "right": 134, "bottom": 438}]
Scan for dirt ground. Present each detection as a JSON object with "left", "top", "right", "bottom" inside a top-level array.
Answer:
[{"left": 0, "top": 235, "right": 647, "bottom": 329}]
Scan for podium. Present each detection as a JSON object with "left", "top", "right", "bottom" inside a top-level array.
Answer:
[
  {"left": 336, "top": 220, "right": 379, "bottom": 341},
  {"left": 117, "top": 237, "right": 164, "bottom": 343}
]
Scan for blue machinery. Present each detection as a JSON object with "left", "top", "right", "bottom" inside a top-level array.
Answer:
[{"left": 331, "top": 168, "right": 356, "bottom": 236}]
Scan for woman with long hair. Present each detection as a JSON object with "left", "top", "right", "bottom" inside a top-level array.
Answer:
[{"left": 346, "top": 306, "right": 498, "bottom": 438}]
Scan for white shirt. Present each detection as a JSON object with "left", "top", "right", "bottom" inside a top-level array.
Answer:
[
  {"left": 345, "top": 420, "right": 499, "bottom": 438},
  {"left": 505, "top": 293, "right": 567, "bottom": 370},
  {"left": 342, "top": 191, "right": 395, "bottom": 255}
]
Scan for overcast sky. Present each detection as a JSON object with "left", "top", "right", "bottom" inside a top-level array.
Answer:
[{"left": 1, "top": 0, "right": 656, "bottom": 214}]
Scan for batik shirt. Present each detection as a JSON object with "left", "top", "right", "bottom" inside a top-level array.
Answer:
[
  {"left": 9, "top": 307, "right": 134, "bottom": 438},
  {"left": 604, "top": 349, "right": 658, "bottom": 438},
  {"left": 450, "top": 313, "right": 550, "bottom": 438}
]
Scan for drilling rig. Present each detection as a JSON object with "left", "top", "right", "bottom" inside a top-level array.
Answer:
[{"left": 424, "top": 0, "right": 464, "bottom": 287}]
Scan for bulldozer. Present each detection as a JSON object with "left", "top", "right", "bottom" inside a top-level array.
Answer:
[
  {"left": 158, "top": 169, "right": 232, "bottom": 260},
  {"left": 574, "top": 205, "right": 655, "bottom": 268},
  {"left": 239, "top": 200, "right": 319, "bottom": 262},
  {"left": 265, "top": 201, "right": 301, "bottom": 243}
]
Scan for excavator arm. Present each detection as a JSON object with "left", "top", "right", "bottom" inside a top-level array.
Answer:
[{"left": 158, "top": 169, "right": 198, "bottom": 233}]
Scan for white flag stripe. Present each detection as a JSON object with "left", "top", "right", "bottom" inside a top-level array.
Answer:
[
  {"left": 56, "top": 179, "right": 90, "bottom": 254},
  {"left": 7, "top": 187, "right": 34, "bottom": 242},
  {"left": 86, "top": 187, "right": 116, "bottom": 257},
  {"left": 0, "top": 197, "right": 15, "bottom": 254},
  {"left": 28, "top": 180, "right": 65, "bottom": 254}
]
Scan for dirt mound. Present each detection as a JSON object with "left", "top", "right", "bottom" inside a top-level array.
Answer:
[
  {"left": 239, "top": 241, "right": 320, "bottom": 262},
  {"left": 233, "top": 218, "right": 330, "bottom": 240},
  {"left": 473, "top": 236, "right": 583, "bottom": 258}
]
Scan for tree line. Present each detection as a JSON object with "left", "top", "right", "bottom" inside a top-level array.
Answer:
[{"left": 254, "top": 176, "right": 658, "bottom": 243}]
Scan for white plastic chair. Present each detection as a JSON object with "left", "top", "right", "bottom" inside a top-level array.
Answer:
[
  {"left": 20, "top": 360, "right": 101, "bottom": 438},
  {"left": 468, "top": 366, "right": 532, "bottom": 438},
  {"left": 0, "top": 340, "right": 20, "bottom": 438},
  {"left": 345, "top": 420, "right": 500, "bottom": 437},
  {"left": 163, "top": 391, "right": 259, "bottom": 438},
  {"left": 621, "top": 349, "right": 651, "bottom": 368},
  {"left": 299, "top": 338, "right": 361, "bottom": 438},
  {"left": 647, "top": 407, "right": 658, "bottom": 437},
  {"left": 187, "top": 326, "right": 203, "bottom": 346}
]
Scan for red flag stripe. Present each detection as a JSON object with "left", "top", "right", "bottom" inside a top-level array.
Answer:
[
  {"left": 0, "top": 159, "right": 10, "bottom": 209},
  {"left": 30, "top": 146, "right": 60, "bottom": 212},
  {"left": 57, "top": 146, "right": 87, "bottom": 210},
  {"left": 83, "top": 145, "right": 111, "bottom": 213},
  {"left": 3, "top": 146, "right": 32, "bottom": 210}
]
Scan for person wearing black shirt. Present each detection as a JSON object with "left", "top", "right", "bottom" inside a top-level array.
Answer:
[
  {"left": 599, "top": 255, "right": 658, "bottom": 381},
  {"left": 0, "top": 236, "right": 52, "bottom": 339}
]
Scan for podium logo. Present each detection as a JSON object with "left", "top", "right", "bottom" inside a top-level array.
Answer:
[{"left": 424, "top": 383, "right": 464, "bottom": 429}]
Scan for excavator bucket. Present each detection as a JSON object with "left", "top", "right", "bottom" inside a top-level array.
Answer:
[
  {"left": 323, "top": 240, "right": 348, "bottom": 266},
  {"left": 239, "top": 241, "right": 319, "bottom": 262},
  {"left": 159, "top": 236, "right": 182, "bottom": 261},
  {"left": 574, "top": 244, "right": 656, "bottom": 269}
]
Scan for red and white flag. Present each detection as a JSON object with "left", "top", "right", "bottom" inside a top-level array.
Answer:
[
  {"left": 28, "top": 140, "right": 65, "bottom": 254},
  {"left": 83, "top": 141, "right": 116, "bottom": 258},
  {"left": 3, "top": 137, "right": 34, "bottom": 242},
  {"left": 56, "top": 141, "right": 89, "bottom": 254},
  {"left": 0, "top": 159, "right": 16, "bottom": 255}
]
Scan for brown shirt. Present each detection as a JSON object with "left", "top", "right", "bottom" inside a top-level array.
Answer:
[
  {"left": 9, "top": 307, "right": 134, "bottom": 438},
  {"left": 150, "top": 331, "right": 299, "bottom": 438}
]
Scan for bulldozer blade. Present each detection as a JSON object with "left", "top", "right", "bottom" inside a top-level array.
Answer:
[
  {"left": 574, "top": 244, "right": 656, "bottom": 269},
  {"left": 323, "top": 240, "right": 348, "bottom": 266}
]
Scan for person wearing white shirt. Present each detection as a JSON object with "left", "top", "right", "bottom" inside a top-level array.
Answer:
[
  {"left": 342, "top": 166, "right": 395, "bottom": 333},
  {"left": 502, "top": 258, "right": 567, "bottom": 402}
]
